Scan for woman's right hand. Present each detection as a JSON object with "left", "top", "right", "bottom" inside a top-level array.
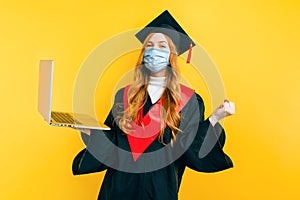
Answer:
[{"left": 73, "top": 128, "right": 91, "bottom": 135}]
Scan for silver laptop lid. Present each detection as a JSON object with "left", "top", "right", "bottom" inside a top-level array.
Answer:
[{"left": 38, "top": 60, "right": 54, "bottom": 124}]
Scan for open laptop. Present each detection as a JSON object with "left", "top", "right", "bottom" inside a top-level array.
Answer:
[{"left": 38, "top": 60, "right": 110, "bottom": 130}]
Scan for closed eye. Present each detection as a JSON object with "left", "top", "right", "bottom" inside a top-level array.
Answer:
[{"left": 146, "top": 42, "right": 154, "bottom": 47}]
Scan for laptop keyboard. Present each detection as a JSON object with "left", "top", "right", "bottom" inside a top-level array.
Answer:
[{"left": 51, "top": 112, "right": 74, "bottom": 124}]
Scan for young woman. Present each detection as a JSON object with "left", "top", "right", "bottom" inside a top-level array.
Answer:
[{"left": 72, "top": 30, "right": 235, "bottom": 199}]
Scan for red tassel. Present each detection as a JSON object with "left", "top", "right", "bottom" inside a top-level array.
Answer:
[{"left": 186, "top": 41, "right": 193, "bottom": 64}]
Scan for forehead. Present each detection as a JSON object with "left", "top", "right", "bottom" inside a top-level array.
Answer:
[{"left": 148, "top": 33, "right": 168, "bottom": 42}]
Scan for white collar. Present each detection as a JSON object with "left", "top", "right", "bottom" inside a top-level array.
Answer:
[{"left": 147, "top": 76, "right": 166, "bottom": 104}]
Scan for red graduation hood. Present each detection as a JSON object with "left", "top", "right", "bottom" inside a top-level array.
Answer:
[{"left": 123, "top": 85, "right": 194, "bottom": 161}]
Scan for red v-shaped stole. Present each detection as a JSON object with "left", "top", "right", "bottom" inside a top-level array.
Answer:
[{"left": 123, "top": 85, "right": 194, "bottom": 161}]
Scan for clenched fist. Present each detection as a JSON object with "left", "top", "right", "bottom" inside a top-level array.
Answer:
[{"left": 209, "top": 99, "right": 235, "bottom": 126}]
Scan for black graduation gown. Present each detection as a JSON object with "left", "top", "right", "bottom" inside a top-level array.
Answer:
[{"left": 72, "top": 88, "right": 233, "bottom": 200}]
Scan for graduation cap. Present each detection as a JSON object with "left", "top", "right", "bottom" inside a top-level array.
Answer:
[{"left": 135, "top": 10, "right": 195, "bottom": 63}]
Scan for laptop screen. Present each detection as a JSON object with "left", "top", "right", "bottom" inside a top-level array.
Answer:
[{"left": 38, "top": 60, "right": 54, "bottom": 123}]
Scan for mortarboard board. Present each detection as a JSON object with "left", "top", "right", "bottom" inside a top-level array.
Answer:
[{"left": 135, "top": 10, "right": 195, "bottom": 63}]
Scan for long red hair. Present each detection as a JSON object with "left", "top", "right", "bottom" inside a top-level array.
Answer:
[{"left": 119, "top": 33, "right": 182, "bottom": 144}]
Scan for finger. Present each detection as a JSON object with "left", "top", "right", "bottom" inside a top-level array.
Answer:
[
  {"left": 229, "top": 102, "right": 235, "bottom": 114},
  {"left": 224, "top": 102, "right": 235, "bottom": 115}
]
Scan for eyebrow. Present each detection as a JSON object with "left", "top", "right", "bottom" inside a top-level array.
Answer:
[{"left": 147, "top": 41, "right": 168, "bottom": 44}]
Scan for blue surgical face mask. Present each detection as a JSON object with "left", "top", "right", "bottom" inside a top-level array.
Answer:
[{"left": 143, "top": 48, "right": 170, "bottom": 73}]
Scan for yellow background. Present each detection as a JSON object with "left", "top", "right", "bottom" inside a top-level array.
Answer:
[{"left": 1, "top": 0, "right": 300, "bottom": 199}]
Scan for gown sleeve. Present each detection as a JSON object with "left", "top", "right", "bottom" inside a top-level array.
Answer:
[
  {"left": 72, "top": 89, "right": 124, "bottom": 175},
  {"left": 182, "top": 93, "right": 233, "bottom": 172},
  {"left": 72, "top": 147, "right": 108, "bottom": 175}
]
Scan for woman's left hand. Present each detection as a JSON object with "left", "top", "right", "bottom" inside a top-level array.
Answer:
[{"left": 209, "top": 99, "right": 235, "bottom": 126}]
